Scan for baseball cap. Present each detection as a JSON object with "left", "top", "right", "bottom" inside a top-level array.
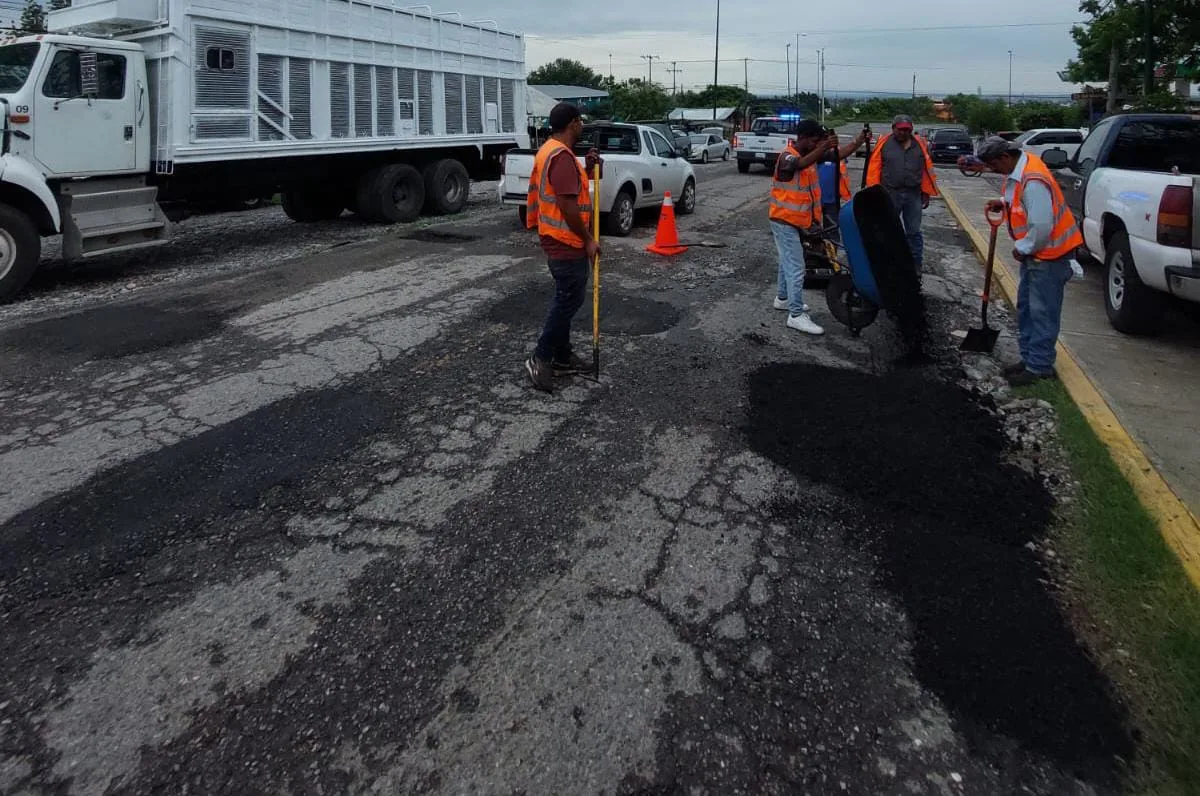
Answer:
[
  {"left": 892, "top": 115, "right": 914, "bottom": 130},
  {"left": 549, "top": 102, "right": 582, "bottom": 133},
  {"left": 976, "top": 135, "right": 1022, "bottom": 161}
]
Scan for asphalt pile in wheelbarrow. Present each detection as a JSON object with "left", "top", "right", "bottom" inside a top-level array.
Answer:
[
  {"left": 744, "top": 363, "right": 1132, "bottom": 785},
  {"left": 852, "top": 187, "right": 928, "bottom": 358}
]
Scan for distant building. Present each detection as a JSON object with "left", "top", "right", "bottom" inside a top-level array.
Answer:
[{"left": 529, "top": 85, "right": 610, "bottom": 112}]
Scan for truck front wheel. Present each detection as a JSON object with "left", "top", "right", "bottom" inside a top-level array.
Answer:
[
  {"left": 423, "top": 159, "right": 470, "bottom": 215},
  {"left": 0, "top": 204, "right": 41, "bottom": 303},
  {"left": 1104, "top": 230, "right": 1165, "bottom": 335},
  {"left": 357, "top": 164, "right": 425, "bottom": 224}
]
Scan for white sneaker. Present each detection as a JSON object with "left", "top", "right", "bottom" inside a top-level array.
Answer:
[
  {"left": 774, "top": 297, "right": 810, "bottom": 313},
  {"left": 787, "top": 313, "right": 825, "bottom": 335}
]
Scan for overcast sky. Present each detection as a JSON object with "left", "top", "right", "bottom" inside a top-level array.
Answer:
[{"left": 449, "top": 0, "right": 1087, "bottom": 98}]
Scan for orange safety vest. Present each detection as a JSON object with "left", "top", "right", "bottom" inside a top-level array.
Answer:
[
  {"left": 839, "top": 160, "right": 851, "bottom": 202},
  {"left": 769, "top": 143, "right": 822, "bottom": 229},
  {"left": 1005, "top": 152, "right": 1083, "bottom": 262},
  {"left": 526, "top": 139, "right": 592, "bottom": 247},
  {"left": 865, "top": 134, "right": 939, "bottom": 197}
]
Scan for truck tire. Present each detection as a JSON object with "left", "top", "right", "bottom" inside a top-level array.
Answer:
[
  {"left": 357, "top": 164, "right": 425, "bottom": 224},
  {"left": 1104, "top": 230, "right": 1165, "bottom": 335},
  {"left": 0, "top": 204, "right": 40, "bottom": 302},
  {"left": 737, "top": 160, "right": 750, "bottom": 174},
  {"left": 282, "top": 190, "right": 344, "bottom": 222},
  {"left": 605, "top": 190, "right": 635, "bottom": 237},
  {"left": 423, "top": 159, "right": 470, "bottom": 215},
  {"left": 518, "top": 206, "right": 528, "bottom": 227}
]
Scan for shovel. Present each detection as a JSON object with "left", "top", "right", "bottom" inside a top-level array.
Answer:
[
  {"left": 960, "top": 205, "right": 1005, "bottom": 353},
  {"left": 591, "top": 163, "right": 601, "bottom": 379}
]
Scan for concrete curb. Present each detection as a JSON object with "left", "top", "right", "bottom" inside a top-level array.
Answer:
[{"left": 940, "top": 185, "right": 1200, "bottom": 591}]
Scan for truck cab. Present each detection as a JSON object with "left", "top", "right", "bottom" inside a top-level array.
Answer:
[{"left": 0, "top": 34, "right": 166, "bottom": 299}]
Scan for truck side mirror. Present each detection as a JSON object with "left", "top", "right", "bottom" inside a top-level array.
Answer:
[
  {"left": 78, "top": 52, "right": 100, "bottom": 98},
  {"left": 1042, "top": 147, "right": 1069, "bottom": 169}
]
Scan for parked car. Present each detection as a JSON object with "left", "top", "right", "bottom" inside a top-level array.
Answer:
[
  {"left": 1043, "top": 113, "right": 1200, "bottom": 334},
  {"left": 1015, "top": 128, "right": 1086, "bottom": 160},
  {"left": 734, "top": 116, "right": 794, "bottom": 173},
  {"left": 499, "top": 123, "right": 697, "bottom": 237},
  {"left": 632, "top": 121, "right": 693, "bottom": 159},
  {"left": 687, "top": 134, "right": 731, "bottom": 163},
  {"left": 928, "top": 128, "right": 975, "bottom": 163}
]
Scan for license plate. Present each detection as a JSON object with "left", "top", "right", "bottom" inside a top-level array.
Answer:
[
  {"left": 948, "top": 146, "right": 960, "bottom": 150},
  {"left": 756, "top": 152, "right": 765, "bottom": 159}
]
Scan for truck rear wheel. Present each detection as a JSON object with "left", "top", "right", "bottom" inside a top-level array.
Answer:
[
  {"left": 282, "top": 190, "right": 344, "bottom": 222},
  {"left": 737, "top": 160, "right": 750, "bottom": 174},
  {"left": 0, "top": 204, "right": 41, "bottom": 303},
  {"left": 1104, "top": 230, "right": 1165, "bottom": 335},
  {"left": 357, "top": 164, "right": 425, "bottom": 224},
  {"left": 423, "top": 159, "right": 470, "bottom": 215}
]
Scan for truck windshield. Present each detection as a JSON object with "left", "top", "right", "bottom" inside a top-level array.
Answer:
[
  {"left": 0, "top": 43, "right": 40, "bottom": 94},
  {"left": 752, "top": 119, "right": 793, "bottom": 135},
  {"left": 1108, "top": 118, "right": 1200, "bottom": 174}
]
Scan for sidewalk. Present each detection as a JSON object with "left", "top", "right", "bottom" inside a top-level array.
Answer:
[{"left": 938, "top": 168, "right": 1200, "bottom": 574}]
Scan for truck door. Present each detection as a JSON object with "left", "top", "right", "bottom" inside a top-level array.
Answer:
[
  {"left": 1057, "top": 119, "right": 1111, "bottom": 222},
  {"left": 33, "top": 47, "right": 137, "bottom": 175}
]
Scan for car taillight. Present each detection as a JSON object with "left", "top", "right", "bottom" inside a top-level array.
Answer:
[
  {"left": 732, "top": 135, "right": 740, "bottom": 149},
  {"left": 1157, "top": 185, "right": 1193, "bottom": 247}
]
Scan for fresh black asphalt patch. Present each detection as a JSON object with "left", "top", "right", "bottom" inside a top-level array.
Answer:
[
  {"left": 488, "top": 281, "right": 682, "bottom": 337},
  {"left": 744, "top": 362, "right": 1133, "bottom": 785}
]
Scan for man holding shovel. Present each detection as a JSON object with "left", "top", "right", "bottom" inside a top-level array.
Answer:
[
  {"left": 975, "top": 136, "right": 1083, "bottom": 387},
  {"left": 524, "top": 103, "right": 602, "bottom": 392}
]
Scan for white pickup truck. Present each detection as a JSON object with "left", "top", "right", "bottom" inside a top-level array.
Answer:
[
  {"left": 500, "top": 123, "right": 696, "bottom": 236},
  {"left": 1044, "top": 113, "right": 1200, "bottom": 335},
  {"left": 733, "top": 117, "right": 795, "bottom": 174}
]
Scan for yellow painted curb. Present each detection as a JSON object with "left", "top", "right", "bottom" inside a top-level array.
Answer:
[{"left": 941, "top": 185, "right": 1200, "bottom": 591}]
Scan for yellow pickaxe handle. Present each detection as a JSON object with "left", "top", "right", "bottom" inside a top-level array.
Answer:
[{"left": 591, "top": 163, "right": 601, "bottom": 378}]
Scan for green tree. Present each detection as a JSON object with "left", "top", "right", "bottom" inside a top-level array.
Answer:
[
  {"left": 528, "top": 59, "right": 604, "bottom": 90},
  {"left": 1012, "top": 101, "right": 1073, "bottom": 130},
  {"left": 965, "top": 100, "right": 1013, "bottom": 135},
  {"left": 18, "top": 0, "right": 46, "bottom": 33},
  {"left": 606, "top": 78, "right": 671, "bottom": 121}
]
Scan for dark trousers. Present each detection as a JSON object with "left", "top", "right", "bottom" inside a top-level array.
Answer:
[{"left": 535, "top": 257, "right": 589, "bottom": 363}]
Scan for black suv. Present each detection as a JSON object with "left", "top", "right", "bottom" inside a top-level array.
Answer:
[{"left": 928, "top": 128, "right": 974, "bottom": 163}]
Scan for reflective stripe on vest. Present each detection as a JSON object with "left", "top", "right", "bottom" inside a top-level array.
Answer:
[
  {"left": 528, "top": 140, "right": 593, "bottom": 246},
  {"left": 769, "top": 144, "right": 821, "bottom": 228},
  {"left": 1004, "top": 155, "right": 1083, "bottom": 261}
]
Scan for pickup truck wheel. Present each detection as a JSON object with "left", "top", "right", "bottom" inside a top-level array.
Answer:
[
  {"left": 606, "top": 191, "right": 635, "bottom": 237},
  {"left": 737, "top": 160, "right": 750, "bottom": 174},
  {"left": 423, "top": 158, "right": 470, "bottom": 215},
  {"left": 1104, "top": 230, "right": 1165, "bottom": 335},
  {"left": 358, "top": 164, "right": 425, "bottom": 224},
  {"left": 677, "top": 179, "right": 697, "bottom": 216},
  {"left": 0, "top": 205, "right": 40, "bottom": 302}
]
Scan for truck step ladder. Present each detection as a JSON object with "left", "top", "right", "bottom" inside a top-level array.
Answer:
[{"left": 59, "top": 178, "right": 170, "bottom": 260}]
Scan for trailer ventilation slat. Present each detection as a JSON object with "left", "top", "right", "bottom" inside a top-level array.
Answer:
[
  {"left": 195, "top": 117, "right": 252, "bottom": 140},
  {"left": 445, "top": 73, "right": 463, "bottom": 135},
  {"left": 417, "top": 70, "right": 433, "bottom": 136},
  {"left": 331, "top": 62, "right": 351, "bottom": 139},
  {"left": 289, "top": 58, "right": 312, "bottom": 140},
  {"left": 354, "top": 63, "right": 373, "bottom": 137},
  {"left": 464, "top": 74, "right": 482, "bottom": 135},
  {"left": 194, "top": 27, "right": 250, "bottom": 110},
  {"left": 500, "top": 79, "right": 515, "bottom": 133},
  {"left": 257, "top": 54, "right": 285, "bottom": 141},
  {"left": 375, "top": 67, "right": 395, "bottom": 137}
]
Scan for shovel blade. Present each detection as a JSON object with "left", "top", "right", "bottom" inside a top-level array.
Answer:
[{"left": 960, "top": 327, "right": 1000, "bottom": 353}]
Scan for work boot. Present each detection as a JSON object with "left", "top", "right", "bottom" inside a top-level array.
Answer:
[
  {"left": 1006, "top": 369, "right": 1055, "bottom": 388},
  {"left": 774, "top": 297, "right": 810, "bottom": 313},
  {"left": 552, "top": 353, "right": 592, "bottom": 376},
  {"left": 1002, "top": 361, "right": 1027, "bottom": 377},
  {"left": 525, "top": 357, "right": 554, "bottom": 392},
  {"left": 786, "top": 313, "right": 825, "bottom": 336}
]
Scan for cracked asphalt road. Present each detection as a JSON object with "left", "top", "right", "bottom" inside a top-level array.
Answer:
[{"left": 0, "top": 161, "right": 1131, "bottom": 795}]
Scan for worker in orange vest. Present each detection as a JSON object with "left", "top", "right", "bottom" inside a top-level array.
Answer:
[
  {"left": 976, "top": 137, "right": 1084, "bottom": 386},
  {"left": 865, "top": 114, "right": 938, "bottom": 269},
  {"left": 524, "top": 103, "right": 602, "bottom": 392},
  {"left": 769, "top": 119, "right": 853, "bottom": 335}
]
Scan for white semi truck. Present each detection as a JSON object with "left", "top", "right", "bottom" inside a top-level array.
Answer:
[{"left": 0, "top": 0, "right": 529, "bottom": 300}]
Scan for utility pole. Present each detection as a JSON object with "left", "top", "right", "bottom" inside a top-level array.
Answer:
[
  {"left": 640, "top": 54, "right": 659, "bottom": 85},
  {"left": 786, "top": 43, "right": 791, "bottom": 99},
  {"left": 819, "top": 49, "right": 826, "bottom": 124},
  {"left": 608, "top": 53, "right": 613, "bottom": 83},
  {"left": 712, "top": 0, "right": 720, "bottom": 123},
  {"left": 912, "top": 73, "right": 916, "bottom": 99},
  {"left": 1008, "top": 49, "right": 1013, "bottom": 106},
  {"left": 1143, "top": 0, "right": 1154, "bottom": 96},
  {"left": 1106, "top": 40, "right": 1120, "bottom": 114},
  {"left": 743, "top": 57, "right": 749, "bottom": 94},
  {"left": 794, "top": 33, "right": 800, "bottom": 103},
  {"left": 667, "top": 62, "right": 683, "bottom": 97}
]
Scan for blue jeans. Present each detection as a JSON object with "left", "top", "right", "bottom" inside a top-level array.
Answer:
[
  {"left": 1017, "top": 257, "right": 1073, "bottom": 375},
  {"left": 771, "top": 220, "right": 808, "bottom": 316},
  {"left": 886, "top": 188, "right": 924, "bottom": 268},
  {"left": 535, "top": 257, "right": 589, "bottom": 363}
]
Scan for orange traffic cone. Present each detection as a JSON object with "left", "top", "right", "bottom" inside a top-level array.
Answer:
[{"left": 646, "top": 192, "right": 689, "bottom": 256}]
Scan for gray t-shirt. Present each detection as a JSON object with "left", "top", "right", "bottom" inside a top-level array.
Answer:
[{"left": 880, "top": 136, "right": 925, "bottom": 192}]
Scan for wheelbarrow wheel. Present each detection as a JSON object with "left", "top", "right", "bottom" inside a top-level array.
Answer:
[{"left": 825, "top": 273, "right": 880, "bottom": 332}]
